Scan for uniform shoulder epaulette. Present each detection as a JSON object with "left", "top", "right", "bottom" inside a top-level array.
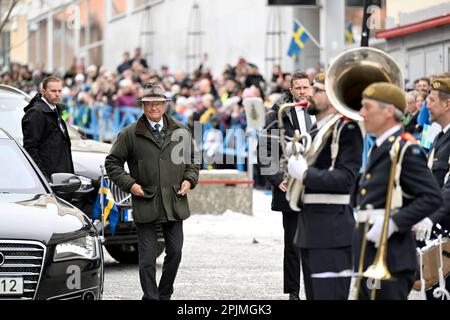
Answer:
[
  {"left": 341, "top": 116, "right": 351, "bottom": 122},
  {"left": 400, "top": 132, "right": 417, "bottom": 143}
]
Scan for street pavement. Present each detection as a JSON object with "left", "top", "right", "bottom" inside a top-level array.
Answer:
[{"left": 102, "top": 190, "right": 421, "bottom": 300}]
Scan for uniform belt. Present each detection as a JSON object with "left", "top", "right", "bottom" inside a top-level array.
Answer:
[
  {"left": 355, "top": 209, "right": 385, "bottom": 224},
  {"left": 302, "top": 194, "right": 351, "bottom": 205}
]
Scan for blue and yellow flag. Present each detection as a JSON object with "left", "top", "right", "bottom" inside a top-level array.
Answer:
[
  {"left": 345, "top": 22, "right": 354, "bottom": 44},
  {"left": 92, "top": 179, "right": 120, "bottom": 235},
  {"left": 287, "top": 20, "right": 310, "bottom": 62}
]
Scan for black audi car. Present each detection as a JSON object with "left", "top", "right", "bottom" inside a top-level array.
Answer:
[{"left": 0, "top": 129, "right": 103, "bottom": 300}]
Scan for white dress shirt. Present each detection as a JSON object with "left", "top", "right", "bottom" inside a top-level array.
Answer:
[
  {"left": 375, "top": 124, "right": 402, "bottom": 147},
  {"left": 295, "top": 107, "right": 307, "bottom": 134},
  {"left": 147, "top": 118, "right": 164, "bottom": 132},
  {"left": 42, "top": 97, "right": 66, "bottom": 134}
]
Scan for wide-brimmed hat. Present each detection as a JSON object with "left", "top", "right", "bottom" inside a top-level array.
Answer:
[{"left": 137, "top": 83, "right": 170, "bottom": 103}]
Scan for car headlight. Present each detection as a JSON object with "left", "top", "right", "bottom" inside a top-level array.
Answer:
[
  {"left": 54, "top": 235, "right": 99, "bottom": 262},
  {"left": 77, "top": 176, "right": 95, "bottom": 193}
]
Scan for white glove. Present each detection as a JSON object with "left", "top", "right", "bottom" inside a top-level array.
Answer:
[
  {"left": 413, "top": 217, "right": 433, "bottom": 242},
  {"left": 287, "top": 154, "right": 308, "bottom": 181},
  {"left": 366, "top": 216, "right": 398, "bottom": 248},
  {"left": 285, "top": 142, "right": 303, "bottom": 157}
]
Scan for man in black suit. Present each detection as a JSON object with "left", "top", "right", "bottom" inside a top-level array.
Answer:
[
  {"left": 22, "top": 76, "right": 74, "bottom": 181},
  {"left": 287, "top": 73, "right": 363, "bottom": 299},
  {"left": 354, "top": 82, "right": 442, "bottom": 300},
  {"left": 414, "top": 77, "right": 450, "bottom": 299},
  {"left": 259, "top": 72, "right": 314, "bottom": 300}
]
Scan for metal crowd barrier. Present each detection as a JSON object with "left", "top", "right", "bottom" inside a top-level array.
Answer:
[{"left": 66, "top": 104, "right": 250, "bottom": 172}]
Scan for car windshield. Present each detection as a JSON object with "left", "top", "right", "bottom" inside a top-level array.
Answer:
[
  {"left": 0, "top": 96, "right": 26, "bottom": 141},
  {"left": 0, "top": 140, "right": 47, "bottom": 194}
]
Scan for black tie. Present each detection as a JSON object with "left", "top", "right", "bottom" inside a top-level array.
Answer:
[
  {"left": 153, "top": 124, "right": 163, "bottom": 144},
  {"left": 290, "top": 108, "right": 301, "bottom": 132}
]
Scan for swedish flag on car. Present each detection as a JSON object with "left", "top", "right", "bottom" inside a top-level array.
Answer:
[
  {"left": 92, "top": 178, "right": 120, "bottom": 235},
  {"left": 287, "top": 20, "right": 310, "bottom": 62}
]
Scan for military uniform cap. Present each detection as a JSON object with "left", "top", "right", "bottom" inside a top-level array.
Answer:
[
  {"left": 362, "top": 82, "right": 406, "bottom": 112},
  {"left": 431, "top": 78, "right": 450, "bottom": 95},
  {"left": 138, "top": 83, "right": 170, "bottom": 103},
  {"left": 313, "top": 73, "right": 326, "bottom": 85}
]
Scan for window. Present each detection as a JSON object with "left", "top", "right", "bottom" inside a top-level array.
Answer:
[
  {"left": 38, "top": 20, "right": 48, "bottom": 68},
  {"left": 28, "top": 29, "right": 37, "bottom": 68},
  {"left": 0, "top": 141, "right": 47, "bottom": 194},
  {"left": 111, "top": 0, "right": 128, "bottom": 18},
  {"left": 89, "top": 0, "right": 105, "bottom": 44},
  {"left": 80, "top": 0, "right": 88, "bottom": 47},
  {"left": 53, "top": 11, "right": 65, "bottom": 72},
  {"left": 89, "top": 46, "right": 103, "bottom": 66},
  {"left": 0, "top": 96, "right": 27, "bottom": 140},
  {"left": 133, "top": 0, "right": 146, "bottom": 9},
  {"left": 134, "top": 0, "right": 147, "bottom": 9}
]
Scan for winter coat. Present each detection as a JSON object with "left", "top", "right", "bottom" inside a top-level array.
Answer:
[
  {"left": 22, "top": 93, "right": 74, "bottom": 180},
  {"left": 105, "top": 114, "right": 200, "bottom": 224}
]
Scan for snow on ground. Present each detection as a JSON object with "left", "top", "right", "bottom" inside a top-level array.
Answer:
[{"left": 185, "top": 189, "right": 283, "bottom": 240}]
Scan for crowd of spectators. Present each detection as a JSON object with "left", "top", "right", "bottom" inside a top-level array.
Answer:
[
  {"left": 1, "top": 48, "right": 312, "bottom": 134},
  {"left": 2, "top": 48, "right": 447, "bottom": 179},
  {"left": 1, "top": 48, "right": 321, "bottom": 184},
  {"left": 403, "top": 74, "right": 450, "bottom": 145}
]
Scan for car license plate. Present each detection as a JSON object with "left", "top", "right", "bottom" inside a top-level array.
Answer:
[
  {"left": 0, "top": 277, "right": 24, "bottom": 296},
  {"left": 125, "top": 209, "right": 133, "bottom": 222}
]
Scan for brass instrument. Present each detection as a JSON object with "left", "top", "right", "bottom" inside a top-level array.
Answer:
[
  {"left": 325, "top": 47, "right": 404, "bottom": 299},
  {"left": 277, "top": 101, "right": 311, "bottom": 211},
  {"left": 364, "top": 139, "right": 400, "bottom": 300},
  {"left": 277, "top": 100, "right": 345, "bottom": 212},
  {"left": 326, "top": 47, "right": 404, "bottom": 121}
]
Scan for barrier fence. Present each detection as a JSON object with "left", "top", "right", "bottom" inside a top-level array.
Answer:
[{"left": 64, "top": 103, "right": 251, "bottom": 172}]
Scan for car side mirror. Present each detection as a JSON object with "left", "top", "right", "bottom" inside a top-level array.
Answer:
[{"left": 50, "top": 173, "right": 82, "bottom": 194}]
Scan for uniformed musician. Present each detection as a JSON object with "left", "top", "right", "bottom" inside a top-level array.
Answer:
[
  {"left": 414, "top": 77, "right": 450, "bottom": 299},
  {"left": 287, "top": 73, "right": 363, "bottom": 300},
  {"left": 354, "top": 82, "right": 442, "bottom": 300}
]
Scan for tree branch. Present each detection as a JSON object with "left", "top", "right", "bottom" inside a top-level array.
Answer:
[{"left": 0, "top": 0, "right": 20, "bottom": 35}]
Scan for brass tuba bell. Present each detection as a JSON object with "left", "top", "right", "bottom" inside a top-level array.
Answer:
[{"left": 326, "top": 47, "right": 404, "bottom": 122}]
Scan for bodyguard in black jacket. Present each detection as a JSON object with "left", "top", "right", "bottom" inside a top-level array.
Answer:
[
  {"left": 22, "top": 76, "right": 73, "bottom": 180},
  {"left": 354, "top": 82, "right": 442, "bottom": 300},
  {"left": 259, "top": 72, "right": 314, "bottom": 300},
  {"left": 287, "top": 73, "right": 363, "bottom": 300}
]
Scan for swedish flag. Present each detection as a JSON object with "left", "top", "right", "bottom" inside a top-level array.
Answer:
[
  {"left": 92, "top": 178, "right": 120, "bottom": 235},
  {"left": 345, "top": 22, "right": 355, "bottom": 44},
  {"left": 287, "top": 20, "right": 310, "bottom": 62}
]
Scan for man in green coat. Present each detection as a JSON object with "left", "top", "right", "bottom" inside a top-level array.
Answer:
[{"left": 105, "top": 83, "right": 200, "bottom": 300}]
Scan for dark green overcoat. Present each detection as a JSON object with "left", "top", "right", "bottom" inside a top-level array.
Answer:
[{"left": 105, "top": 114, "right": 200, "bottom": 224}]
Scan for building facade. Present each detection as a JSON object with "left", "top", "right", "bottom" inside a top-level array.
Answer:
[{"left": 378, "top": 1, "right": 450, "bottom": 87}]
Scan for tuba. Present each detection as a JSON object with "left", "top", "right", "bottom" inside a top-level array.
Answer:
[
  {"left": 280, "top": 47, "right": 404, "bottom": 212},
  {"left": 326, "top": 47, "right": 404, "bottom": 120},
  {"left": 326, "top": 47, "right": 404, "bottom": 300},
  {"left": 304, "top": 47, "right": 405, "bottom": 299}
]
